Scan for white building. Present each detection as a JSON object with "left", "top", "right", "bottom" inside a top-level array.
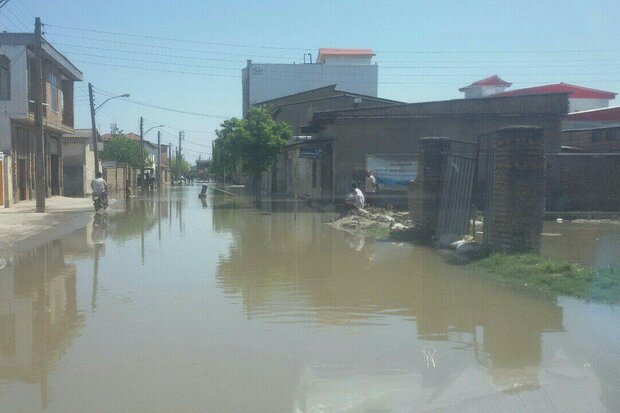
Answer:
[
  {"left": 242, "top": 48, "right": 378, "bottom": 114},
  {"left": 459, "top": 75, "right": 512, "bottom": 98}
]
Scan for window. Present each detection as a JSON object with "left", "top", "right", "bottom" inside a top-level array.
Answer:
[
  {"left": 48, "top": 73, "right": 58, "bottom": 112},
  {"left": 592, "top": 129, "right": 604, "bottom": 141},
  {"left": 0, "top": 55, "right": 10, "bottom": 100}
]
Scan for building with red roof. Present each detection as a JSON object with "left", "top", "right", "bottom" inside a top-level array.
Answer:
[
  {"left": 459, "top": 75, "right": 512, "bottom": 99},
  {"left": 493, "top": 83, "right": 616, "bottom": 113}
]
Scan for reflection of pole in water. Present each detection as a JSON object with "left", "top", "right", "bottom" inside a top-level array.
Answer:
[
  {"left": 141, "top": 201, "right": 145, "bottom": 265},
  {"left": 92, "top": 245, "right": 100, "bottom": 313},
  {"left": 37, "top": 246, "right": 49, "bottom": 409},
  {"left": 158, "top": 194, "right": 162, "bottom": 242}
]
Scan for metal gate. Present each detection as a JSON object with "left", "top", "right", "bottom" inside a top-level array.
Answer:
[{"left": 436, "top": 139, "right": 478, "bottom": 245}]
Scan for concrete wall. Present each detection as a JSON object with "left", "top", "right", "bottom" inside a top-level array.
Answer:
[
  {"left": 569, "top": 98, "right": 610, "bottom": 113},
  {"left": 243, "top": 62, "right": 378, "bottom": 113}
]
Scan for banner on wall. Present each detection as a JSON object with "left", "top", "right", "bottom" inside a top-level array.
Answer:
[{"left": 366, "top": 154, "right": 417, "bottom": 191}]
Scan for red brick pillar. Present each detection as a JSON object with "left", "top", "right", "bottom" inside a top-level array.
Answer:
[
  {"left": 489, "top": 126, "right": 545, "bottom": 253},
  {"left": 409, "top": 137, "right": 451, "bottom": 241}
]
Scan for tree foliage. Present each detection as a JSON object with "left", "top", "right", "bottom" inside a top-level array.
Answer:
[
  {"left": 212, "top": 106, "right": 290, "bottom": 193},
  {"left": 171, "top": 156, "right": 191, "bottom": 175},
  {"left": 101, "top": 132, "right": 149, "bottom": 168}
]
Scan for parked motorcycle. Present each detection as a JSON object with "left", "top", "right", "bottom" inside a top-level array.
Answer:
[{"left": 92, "top": 193, "right": 108, "bottom": 212}]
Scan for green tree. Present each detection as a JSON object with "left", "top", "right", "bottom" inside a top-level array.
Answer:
[
  {"left": 101, "top": 134, "right": 149, "bottom": 168},
  {"left": 214, "top": 106, "right": 290, "bottom": 201},
  {"left": 170, "top": 156, "right": 191, "bottom": 175}
]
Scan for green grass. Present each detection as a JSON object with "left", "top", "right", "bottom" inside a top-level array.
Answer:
[{"left": 473, "top": 253, "right": 620, "bottom": 304}]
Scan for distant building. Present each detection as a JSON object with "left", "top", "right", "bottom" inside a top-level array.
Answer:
[
  {"left": 0, "top": 32, "right": 83, "bottom": 206},
  {"left": 493, "top": 83, "right": 616, "bottom": 113},
  {"left": 254, "top": 84, "right": 402, "bottom": 195},
  {"left": 563, "top": 106, "right": 620, "bottom": 130},
  {"left": 62, "top": 128, "right": 99, "bottom": 196},
  {"left": 242, "top": 48, "right": 378, "bottom": 115},
  {"left": 459, "top": 75, "right": 512, "bottom": 99}
]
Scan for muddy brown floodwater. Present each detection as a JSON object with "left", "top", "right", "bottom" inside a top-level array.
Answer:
[{"left": 1, "top": 187, "right": 619, "bottom": 412}]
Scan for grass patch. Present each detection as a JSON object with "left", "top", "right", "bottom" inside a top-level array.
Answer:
[{"left": 473, "top": 253, "right": 620, "bottom": 304}]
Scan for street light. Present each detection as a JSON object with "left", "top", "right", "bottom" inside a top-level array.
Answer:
[
  {"left": 95, "top": 93, "right": 130, "bottom": 113},
  {"left": 139, "top": 117, "right": 164, "bottom": 190},
  {"left": 88, "top": 83, "right": 130, "bottom": 175}
]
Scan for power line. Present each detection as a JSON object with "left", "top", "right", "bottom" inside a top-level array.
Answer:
[
  {"left": 52, "top": 40, "right": 620, "bottom": 67},
  {"left": 44, "top": 23, "right": 311, "bottom": 51},
  {"left": 94, "top": 86, "right": 235, "bottom": 119},
  {"left": 43, "top": 32, "right": 301, "bottom": 60},
  {"left": 43, "top": 22, "right": 620, "bottom": 55}
]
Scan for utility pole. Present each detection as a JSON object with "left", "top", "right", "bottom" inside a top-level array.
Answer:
[
  {"left": 88, "top": 83, "right": 99, "bottom": 175},
  {"left": 178, "top": 131, "right": 183, "bottom": 179},
  {"left": 139, "top": 116, "right": 144, "bottom": 189},
  {"left": 156, "top": 130, "right": 161, "bottom": 190},
  {"left": 34, "top": 17, "right": 45, "bottom": 213},
  {"left": 169, "top": 142, "right": 173, "bottom": 186}
]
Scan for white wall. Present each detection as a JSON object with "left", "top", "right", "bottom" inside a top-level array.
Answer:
[
  {"left": 569, "top": 98, "right": 610, "bottom": 113},
  {"left": 0, "top": 45, "right": 29, "bottom": 152},
  {"left": 246, "top": 63, "right": 378, "bottom": 106},
  {"left": 320, "top": 56, "right": 373, "bottom": 65}
]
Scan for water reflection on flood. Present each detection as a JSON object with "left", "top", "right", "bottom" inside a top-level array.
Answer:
[{"left": 0, "top": 188, "right": 618, "bottom": 412}]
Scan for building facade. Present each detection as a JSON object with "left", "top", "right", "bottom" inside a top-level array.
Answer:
[
  {"left": 0, "top": 33, "right": 82, "bottom": 206},
  {"left": 242, "top": 48, "right": 378, "bottom": 115},
  {"left": 62, "top": 128, "right": 99, "bottom": 196}
]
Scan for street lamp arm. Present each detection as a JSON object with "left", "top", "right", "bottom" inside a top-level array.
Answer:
[
  {"left": 144, "top": 125, "right": 164, "bottom": 135},
  {"left": 95, "top": 94, "right": 130, "bottom": 113}
]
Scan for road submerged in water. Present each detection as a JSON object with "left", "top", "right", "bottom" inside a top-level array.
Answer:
[{"left": 1, "top": 187, "right": 619, "bottom": 412}]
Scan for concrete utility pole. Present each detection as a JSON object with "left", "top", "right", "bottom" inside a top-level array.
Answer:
[
  {"left": 169, "top": 142, "right": 173, "bottom": 186},
  {"left": 139, "top": 116, "right": 144, "bottom": 189},
  {"left": 88, "top": 83, "right": 100, "bottom": 175},
  {"left": 156, "top": 130, "right": 161, "bottom": 190},
  {"left": 178, "top": 131, "right": 184, "bottom": 178},
  {"left": 34, "top": 17, "right": 45, "bottom": 213}
]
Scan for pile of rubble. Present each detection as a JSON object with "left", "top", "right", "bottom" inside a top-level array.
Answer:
[{"left": 327, "top": 207, "right": 413, "bottom": 237}]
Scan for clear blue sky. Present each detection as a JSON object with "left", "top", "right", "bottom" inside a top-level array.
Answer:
[{"left": 4, "top": 0, "right": 619, "bottom": 162}]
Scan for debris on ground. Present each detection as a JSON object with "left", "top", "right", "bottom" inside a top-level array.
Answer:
[{"left": 327, "top": 207, "right": 413, "bottom": 237}]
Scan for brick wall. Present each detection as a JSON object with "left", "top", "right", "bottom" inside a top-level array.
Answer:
[
  {"left": 561, "top": 127, "right": 620, "bottom": 153},
  {"left": 546, "top": 154, "right": 620, "bottom": 211},
  {"left": 489, "top": 126, "right": 545, "bottom": 253},
  {"left": 408, "top": 137, "right": 451, "bottom": 240}
]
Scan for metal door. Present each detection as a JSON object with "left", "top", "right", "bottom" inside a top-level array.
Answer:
[{"left": 436, "top": 140, "right": 478, "bottom": 245}]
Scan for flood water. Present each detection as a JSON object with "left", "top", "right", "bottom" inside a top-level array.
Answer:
[{"left": 1, "top": 187, "right": 619, "bottom": 412}]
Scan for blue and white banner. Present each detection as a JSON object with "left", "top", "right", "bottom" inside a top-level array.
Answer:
[{"left": 366, "top": 154, "right": 417, "bottom": 191}]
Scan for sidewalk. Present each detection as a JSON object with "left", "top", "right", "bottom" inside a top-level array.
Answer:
[{"left": 0, "top": 196, "right": 113, "bottom": 254}]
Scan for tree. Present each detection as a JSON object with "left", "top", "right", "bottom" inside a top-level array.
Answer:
[
  {"left": 214, "top": 106, "right": 290, "bottom": 202},
  {"left": 101, "top": 132, "right": 149, "bottom": 168},
  {"left": 170, "top": 156, "right": 191, "bottom": 175}
]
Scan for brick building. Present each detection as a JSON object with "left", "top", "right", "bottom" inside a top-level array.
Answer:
[
  {"left": 0, "top": 33, "right": 82, "bottom": 206},
  {"left": 255, "top": 85, "right": 401, "bottom": 195},
  {"left": 299, "top": 93, "right": 567, "bottom": 203}
]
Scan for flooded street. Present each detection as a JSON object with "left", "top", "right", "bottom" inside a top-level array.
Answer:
[{"left": 1, "top": 188, "right": 620, "bottom": 412}]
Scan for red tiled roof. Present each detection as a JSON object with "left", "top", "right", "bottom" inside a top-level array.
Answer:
[
  {"left": 493, "top": 83, "right": 616, "bottom": 99},
  {"left": 459, "top": 75, "right": 512, "bottom": 91},
  {"left": 317, "top": 48, "right": 374, "bottom": 57},
  {"left": 567, "top": 106, "right": 620, "bottom": 122}
]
